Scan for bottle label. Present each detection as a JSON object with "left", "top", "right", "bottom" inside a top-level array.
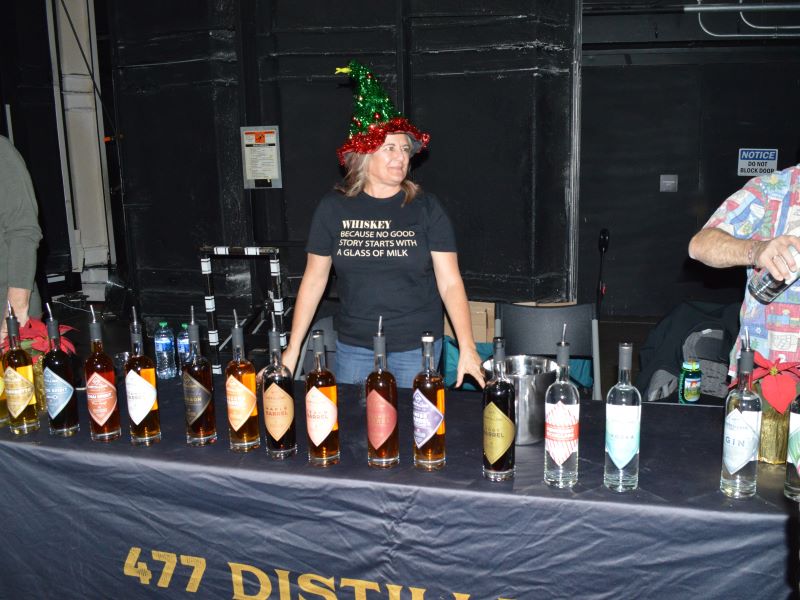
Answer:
[
  {"left": 722, "top": 408, "right": 761, "bottom": 474},
  {"left": 263, "top": 382, "right": 294, "bottom": 441},
  {"left": 226, "top": 375, "right": 257, "bottom": 432},
  {"left": 86, "top": 372, "right": 118, "bottom": 426},
  {"left": 125, "top": 370, "right": 158, "bottom": 425},
  {"left": 155, "top": 339, "right": 174, "bottom": 352},
  {"left": 4, "top": 366, "right": 35, "bottom": 418},
  {"left": 367, "top": 389, "right": 397, "bottom": 449},
  {"left": 44, "top": 366, "right": 74, "bottom": 419},
  {"left": 787, "top": 411, "right": 800, "bottom": 474},
  {"left": 183, "top": 372, "right": 211, "bottom": 425},
  {"left": 483, "top": 401, "right": 515, "bottom": 464},
  {"left": 605, "top": 404, "right": 641, "bottom": 469},
  {"left": 412, "top": 388, "right": 444, "bottom": 449},
  {"left": 178, "top": 339, "right": 190, "bottom": 356},
  {"left": 305, "top": 386, "right": 337, "bottom": 447},
  {"left": 545, "top": 401, "right": 580, "bottom": 466}
]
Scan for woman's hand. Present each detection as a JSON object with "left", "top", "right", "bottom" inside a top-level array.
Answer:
[{"left": 456, "top": 344, "right": 485, "bottom": 389}]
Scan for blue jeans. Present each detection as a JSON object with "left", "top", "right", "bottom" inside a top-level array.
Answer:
[{"left": 335, "top": 339, "right": 442, "bottom": 390}]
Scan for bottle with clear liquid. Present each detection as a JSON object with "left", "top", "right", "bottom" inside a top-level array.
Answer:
[
  {"left": 225, "top": 310, "right": 260, "bottom": 452},
  {"left": 84, "top": 306, "right": 121, "bottom": 442},
  {"left": 544, "top": 326, "right": 580, "bottom": 488},
  {"left": 483, "top": 336, "right": 515, "bottom": 481},
  {"left": 258, "top": 323, "right": 297, "bottom": 459},
  {"left": 42, "top": 303, "right": 79, "bottom": 436},
  {"left": 747, "top": 245, "right": 800, "bottom": 304},
  {"left": 720, "top": 344, "right": 762, "bottom": 498},
  {"left": 3, "top": 305, "right": 39, "bottom": 435},
  {"left": 177, "top": 323, "right": 191, "bottom": 367},
  {"left": 182, "top": 306, "right": 217, "bottom": 446},
  {"left": 305, "top": 330, "right": 339, "bottom": 466},
  {"left": 785, "top": 394, "right": 800, "bottom": 501},
  {"left": 365, "top": 317, "right": 398, "bottom": 468},
  {"left": 154, "top": 321, "right": 177, "bottom": 379},
  {"left": 413, "top": 332, "right": 446, "bottom": 471},
  {"left": 124, "top": 308, "right": 161, "bottom": 445},
  {"left": 604, "top": 342, "right": 641, "bottom": 492}
]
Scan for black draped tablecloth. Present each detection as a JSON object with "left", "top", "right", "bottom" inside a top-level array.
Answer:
[{"left": 0, "top": 378, "right": 797, "bottom": 599}]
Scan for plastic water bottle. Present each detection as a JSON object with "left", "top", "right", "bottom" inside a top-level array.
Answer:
[
  {"left": 154, "top": 321, "right": 177, "bottom": 379},
  {"left": 177, "top": 323, "right": 190, "bottom": 367}
]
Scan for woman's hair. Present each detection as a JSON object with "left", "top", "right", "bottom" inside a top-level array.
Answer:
[{"left": 334, "top": 136, "right": 420, "bottom": 205}]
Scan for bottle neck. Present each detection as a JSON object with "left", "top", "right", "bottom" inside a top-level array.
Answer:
[
  {"left": 233, "top": 344, "right": 244, "bottom": 362},
  {"left": 617, "top": 365, "right": 632, "bottom": 386},
  {"left": 493, "top": 358, "right": 505, "bottom": 379},
  {"left": 738, "top": 370, "right": 753, "bottom": 392},
  {"left": 421, "top": 341, "right": 434, "bottom": 372},
  {"left": 557, "top": 362, "right": 570, "bottom": 382},
  {"left": 131, "top": 337, "right": 143, "bottom": 357},
  {"left": 189, "top": 340, "right": 202, "bottom": 360},
  {"left": 91, "top": 339, "right": 104, "bottom": 354},
  {"left": 48, "top": 335, "right": 61, "bottom": 353},
  {"left": 271, "top": 347, "right": 282, "bottom": 367},
  {"left": 374, "top": 352, "right": 386, "bottom": 372},
  {"left": 314, "top": 350, "right": 326, "bottom": 371}
]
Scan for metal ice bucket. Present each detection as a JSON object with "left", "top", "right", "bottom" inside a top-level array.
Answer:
[{"left": 483, "top": 355, "right": 557, "bottom": 445}]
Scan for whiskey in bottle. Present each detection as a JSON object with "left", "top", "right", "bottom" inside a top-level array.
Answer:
[
  {"left": 182, "top": 306, "right": 217, "bottom": 446},
  {"left": 226, "top": 310, "right": 260, "bottom": 452},
  {"left": 305, "top": 330, "right": 339, "bottom": 466},
  {"left": 483, "top": 336, "right": 515, "bottom": 481},
  {"left": 42, "top": 303, "right": 79, "bottom": 436},
  {"left": 84, "top": 305, "right": 121, "bottom": 442},
  {"left": 365, "top": 316, "right": 398, "bottom": 468},
  {"left": 412, "top": 331, "right": 445, "bottom": 471},
  {"left": 124, "top": 308, "right": 161, "bottom": 445},
  {"left": 0, "top": 366, "right": 8, "bottom": 427},
  {"left": 258, "top": 320, "right": 296, "bottom": 459},
  {"left": 3, "top": 304, "right": 39, "bottom": 435}
]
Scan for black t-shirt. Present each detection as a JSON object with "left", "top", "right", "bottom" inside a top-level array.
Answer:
[{"left": 305, "top": 189, "right": 457, "bottom": 351}]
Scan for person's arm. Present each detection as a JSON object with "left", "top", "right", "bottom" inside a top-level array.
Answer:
[
  {"left": 431, "top": 251, "right": 485, "bottom": 389},
  {"left": 281, "top": 253, "right": 332, "bottom": 376}
]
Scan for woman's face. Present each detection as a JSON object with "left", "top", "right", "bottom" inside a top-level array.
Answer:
[{"left": 365, "top": 133, "right": 411, "bottom": 191}]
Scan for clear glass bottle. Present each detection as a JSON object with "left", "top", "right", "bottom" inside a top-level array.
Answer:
[
  {"left": 42, "top": 303, "right": 79, "bottom": 436},
  {"left": 365, "top": 317, "right": 399, "bottom": 468},
  {"left": 305, "top": 330, "right": 339, "bottom": 466},
  {"left": 720, "top": 341, "right": 762, "bottom": 498},
  {"left": 412, "top": 332, "right": 446, "bottom": 471},
  {"left": 177, "top": 323, "right": 191, "bottom": 367},
  {"left": 785, "top": 394, "right": 800, "bottom": 501},
  {"left": 84, "top": 305, "right": 121, "bottom": 442},
  {"left": 258, "top": 320, "right": 297, "bottom": 459},
  {"left": 154, "top": 321, "right": 177, "bottom": 379},
  {"left": 747, "top": 245, "right": 800, "bottom": 304},
  {"left": 482, "top": 336, "right": 515, "bottom": 481},
  {"left": 182, "top": 306, "right": 217, "bottom": 446},
  {"left": 225, "top": 310, "right": 260, "bottom": 452},
  {"left": 3, "top": 305, "right": 39, "bottom": 435},
  {"left": 604, "top": 342, "right": 641, "bottom": 492},
  {"left": 124, "top": 307, "right": 161, "bottom": 445},
  {"left": 544, "top": 324, "right": 580, "bottom": 488}
]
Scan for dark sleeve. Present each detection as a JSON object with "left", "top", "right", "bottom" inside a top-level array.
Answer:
[
  {"left": 304, "top": 195, "right": 336, "bottom": 256},
  {"left": 425, "top": 194, "right": 457, "bottom": 252}
]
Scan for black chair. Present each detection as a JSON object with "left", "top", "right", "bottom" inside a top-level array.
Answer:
[{"left": 498, "top": 302, "right": 602, "bottom": 400}]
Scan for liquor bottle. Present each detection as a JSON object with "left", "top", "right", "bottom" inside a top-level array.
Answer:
[
  {"left": 258, "top": 314, "right": 296, "bottom": 459},
  {"left": 412, "top": 331, "right": 446, "bottom": 471},
  {"left": 365, "top": 316, "right": 399, "bottom": 468},
  {"left": 124, "top": 308, "right": 161, "bottom": 445},
  {"left": 747, "top": 245, "right": 800, "bottom": 305},
  {"left": 720, "top": 334, "right": 762, "bottom": 498},
  {"left": 42, "top": 303, "right": 79, "bottom": 436},
  {"left": 305, "top": 330, "right": 339, "bottom": 466},
  {"left": 84, "top": 305, "right": 121, "bottom": 442},
  {"left": 785, "top": 394, "right": 800, "bottom": 501},
  {"left": 0, "top": 364, "right": 7, "bottom": 427},
  {"left": 483, "top": 336, "right": 515, "bottom": 481},
  {"left": 603, "top": 342, "right": 642, "bottom": 492},
  {"left": 225, "top": 310, "right": 260, "bottom": 452},
  {"left": 182, "top": 306, "right": 217, "bottom": 446},
  {"left": 544, "top": 324, "right": 580, "bottom": 488},
  {"left": 3, "top": 304, "right": 39, "bottom": 435}
]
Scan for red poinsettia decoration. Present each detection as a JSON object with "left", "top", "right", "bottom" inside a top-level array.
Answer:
[
  {"left": 1, "top": 318, "right": 76, "bottom": 363},
  {"left": 750, "top": 351, "right": 800, "bottom": 415}
]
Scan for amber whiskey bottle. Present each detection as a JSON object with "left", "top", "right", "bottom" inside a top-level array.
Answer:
[
  {"left": 3, "top": 307, "right": 39, "bottom": 435},
  {"left": 482, "top": 336, "right": 515, "bottom": 481},
  {"left": 225, "top": 311, "right": 260, "bottom": 452},
  {"left": 182, "top": 306, "right": 216, "bottom": 446},
  {"left": 124, "top": 308, "right": 161, "bottom": 445},
  {"left": 42, "top": 303, "right": 79, "bottom": 436},
  {"left": 412, "top": 332, "right": 446, "bottom": 471},
  {"left": 84, "top": 306, "right": 121, "bottom": 441},
  {"left": 258, "top": 326, "right": 296, "bottom": 459},
  {"left": 0, "top": 365, "right": 8, "bottom": 427},
  {"left": 305, "top": 330, "right": 339, "bottom": 466},
  {"left": 365, "top": 317, "right": 398, "bottom": 468}
]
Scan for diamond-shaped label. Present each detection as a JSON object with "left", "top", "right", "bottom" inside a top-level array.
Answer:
[
  {"left": 483, "top": 401, "right": 515, "bottom": 464},
  {"left": 125, "top": 370, "right": 157, "bottom": 425},
  {"left": 722, "top": 408, "right": 760, "bottom": 475}
]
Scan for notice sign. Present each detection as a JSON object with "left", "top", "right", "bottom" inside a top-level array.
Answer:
[
  {"left": 241, "top": 126, "right": 283, "bottom": 189},
  {"left": 738, "top": 148, "right": 778, "bottom": 177}
]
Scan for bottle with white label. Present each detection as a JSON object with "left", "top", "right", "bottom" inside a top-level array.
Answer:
[
  {"left": 305, "top": 330, "right": 339, "bottom": 466},
  {"left": 258, "top": 316, "right": 296, "bottom": 459},
  {"left": 124, "top": 308, "right": 161, "bottom": 445},
  {"left": 412, "top": 331, "right": 446, "bottom": 471},
  {"left": 784, "top": 395, "right": 800, "bottom": 501},
  {"left": 747, "top": 245, "right": 800, "bottom": 304},
  {"left": 182, "top": 305, "right": 217, "bottom": 446},
  {"left": 720, "top": 341, "right": 762, "bottom": 498},
  {"left": 544, "top": 324, "right": 580, "bottom": 488},
  {"left": 226, "top": 310, "right": 260, "bottom": 452},
  {"left": 604, "top": 342, "right": 641, "bottom": 492},
  {"left": 42, "top": 303, "right": 79, "bottom": 436}
]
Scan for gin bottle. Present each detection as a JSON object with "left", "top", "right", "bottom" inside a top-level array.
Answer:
[
  {"left": 720, "top": 340, "right": 761, "bottom": 498},
  {"left": 482, "top": 336, "right": 515, "bottom": 481},
  {"left": 785, "top": 395, "right": 800, "bottom": 501},
  {"left": 305, "top": 330, "right": 339, "bottom": 466},
  {"left": 365, "top": 317, "right": 398, "bottom": 468},
  {"left": 258, "top": 316, "right": 297, "bottom": 459},
  {"left": 603, "top": 342, "right": 641, "bottom": 492},
  {"left": 544, "top": 324, "right": 580, "bottom": 488},
  {"left": 412, "top": 331, "right": 446, "bottom": 471}
]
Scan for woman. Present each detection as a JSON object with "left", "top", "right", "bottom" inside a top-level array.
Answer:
[{"left": 282, "top": 61, "right": 483, "bottom": 389}]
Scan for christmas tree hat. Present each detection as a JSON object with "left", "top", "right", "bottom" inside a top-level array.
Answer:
[{"left": 335, "top": 60, "right": 430, "bottom": 166}]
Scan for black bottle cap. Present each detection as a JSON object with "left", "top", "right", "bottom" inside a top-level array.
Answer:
[
  {"left": 373, "top": 334, "right": 386, "bottom": 357},
  {"left": 45, "top": 303, "right": 60, "bottom": 340},
  {"left": 268, "top": 330, "right": 281, "bottom": 354},
  {"left": 231, "top": 309, "right": 244, "bottom": 351},
  {"left": 312, "top": 330, "right": 325, "bottom": 354},
  {"left": 556, "top": 323, "right": 570, "bottom": 365},
  {"left": 619, "top": 342, "right": 633, "bottom": 370},
  {"left": 130, "top": 307, "right": 143, "bottom": 345},
  {"left": 89, "top": 305, "right": 102, "bottom": 341},
  {"left": 739, "top": 348, "right": 755, "bottom": 374},
  {"left": 188, "top": 305, "right": 201, "bottom": 344},
  {"left": 493, "top": 336, "right": 505, "bottom": 364},
  {"left": 6, "top": 313, "right": 19, "bottom": 339}
]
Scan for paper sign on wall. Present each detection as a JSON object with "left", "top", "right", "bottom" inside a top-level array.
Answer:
[
  {"left": 241, "top": 126, "right": 283, "bottom": 189},
  {"left": 737, "top": 148, "right": 778, "bottom": 177}
]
